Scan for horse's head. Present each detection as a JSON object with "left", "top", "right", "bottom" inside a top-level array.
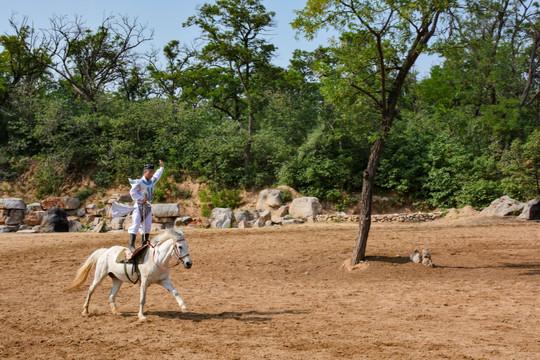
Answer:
[{"left": 172, "top": 230, "right": 192, "bottom": 269}]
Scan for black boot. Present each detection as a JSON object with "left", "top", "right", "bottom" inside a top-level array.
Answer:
[
  {"left": 129, "top": 233, "right": 136, "bottom": 252},
  {"left": 141, "top": 233, "right": 150, "bottom": 247}
]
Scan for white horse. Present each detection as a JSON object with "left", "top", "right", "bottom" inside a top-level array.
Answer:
[{"left": 68, "top": 229, "right": 193, "bottom": 321}]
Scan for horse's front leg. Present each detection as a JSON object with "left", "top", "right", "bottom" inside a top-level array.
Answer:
[
  {"left": 159, "top": 278, "right": 189, "bottom": 312},
  {"left": 138, "top": 277, "right": 149, "bottom": 321}
]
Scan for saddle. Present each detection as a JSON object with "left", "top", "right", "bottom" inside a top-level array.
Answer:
[{"left": 115, "top": 245, "right": 150, "bottom": 284}]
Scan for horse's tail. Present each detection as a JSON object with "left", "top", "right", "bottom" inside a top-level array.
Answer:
[{"left": 67, "top": 248, "right": 107, "bottom": 291}]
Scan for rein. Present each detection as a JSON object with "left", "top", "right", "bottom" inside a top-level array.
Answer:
[{"left": 149, "top": 239, "right": 188, "bottom": 270}]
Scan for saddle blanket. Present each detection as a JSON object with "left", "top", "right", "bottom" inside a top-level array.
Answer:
[{"left": 115, "top": 245, "right": 149, "bottom": 264}]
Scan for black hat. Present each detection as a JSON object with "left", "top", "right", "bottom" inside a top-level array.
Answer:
[{"left": 143, "top": 163, "right": 155, "bottom": 171}]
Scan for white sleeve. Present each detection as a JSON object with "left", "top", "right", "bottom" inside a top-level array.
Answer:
[
  {"left": 130, "top": 183, "right": 144, "bottom": 202},
  {"left": 152, "top": 166, "right": 164, "bottom": 184}
]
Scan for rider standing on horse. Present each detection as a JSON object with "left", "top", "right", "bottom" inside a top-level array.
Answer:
[{"left": 128, "top": 160, "right": 164, "bottom": 252}]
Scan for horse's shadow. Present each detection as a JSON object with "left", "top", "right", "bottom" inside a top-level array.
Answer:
[{"left": 144, "top": 309, "right": 308, "bottom": 322}]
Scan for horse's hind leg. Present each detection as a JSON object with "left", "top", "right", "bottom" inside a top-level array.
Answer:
[
  {"left": 82, "top": 259, "right": 108, "bottom": 317},
  {"left": 108, "top": 278, "right": 123, "bottom": 315},
  {"left": 159, "top": 278, "right": 189, "bottom": 313}
]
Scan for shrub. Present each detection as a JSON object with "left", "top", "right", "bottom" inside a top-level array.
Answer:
[
  {"left": 198, "top": 181, "right": 242, "bottom": 216},
  {"left": 75, "top": 187, "right": 94, "bottom": 201},
  {"left": 280, "top": 189, "right": 292, "bottom": 203}
]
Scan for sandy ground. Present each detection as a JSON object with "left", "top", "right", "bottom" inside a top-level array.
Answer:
[{"left": 0, "top": 218, "right": 539, "bottom": 359}]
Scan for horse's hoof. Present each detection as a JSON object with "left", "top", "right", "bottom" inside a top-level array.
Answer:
[
  {"left": 138, "top": 316, "right": 147, "bottom": 322},
  {"left": 112, "top": 311, "right": 120, "bottom": 316},
  {"left": 181, "top": 306, "right": 189, "bottom": 313},
  {"left": 82, "top": 311, "right": 88, "bottom": 317}
]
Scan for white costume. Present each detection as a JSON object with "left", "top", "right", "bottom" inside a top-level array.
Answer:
[{"left": 127, "top": 166, "right": 164, "bottom": 235}]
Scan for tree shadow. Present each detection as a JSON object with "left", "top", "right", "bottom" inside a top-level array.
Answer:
[
  {"left": 145, "top": 309, "right": 309, "bottom": 322},
  {"left": 437, "top": 262, "right": 540, "bottom": 276},
  {"left": 365, "top": 256, "right": 411, "bottom": 264}
]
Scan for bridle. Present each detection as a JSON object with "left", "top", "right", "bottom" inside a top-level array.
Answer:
[{"left": 149, "top": 238, "right": 189, "bottom": 270}]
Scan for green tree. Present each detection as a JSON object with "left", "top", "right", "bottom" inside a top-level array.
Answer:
[
  {"left": 294, "top": 0, "right": 450, "bottom": 264},
  {"left": 183, "top": 0, "right": 276, "bottom": 175}
]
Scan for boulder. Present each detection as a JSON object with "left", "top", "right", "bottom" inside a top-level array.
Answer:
[
  {"left": 153, "top": 216, "right": 176, "bottom": 224},
  {"left": 519, "top": 199, "right": 540, "bottom": 220},
  {"left": 265, "top": 220, "right": 273, "bottom": 227},
  {"left": 410, "top": 249, "right": 422, "bottom": 263},
  {"left": 108, "top": 193, "right": 132, "bottom": 204},
  {"left": 174, "top": 216, "right": 193, "bottom": 227},
  {"left": 41, "top": 197, "right": 81, "bottom": 211},
  {"left": 211, "top": 208, "right": 233, "bottom": 228},
  {"left": 256, "top": 189, "right": 282, "bottom": 211},
  {"left": 234, "top": 211, "right": 249, "bottom": 222},
  {"left": 41, "top": 207, "right": 69, "bottom": 233},
  {"left": 27, "top": 203, "right": 43, "bottom": 211},
  {"left": 0, "top": 198, "right": 26, "bottom": 210},
  {"left": 271, "top": 205, "right": 289, "bottom": 223},
  {"left": 69, "top": 220, "right": 83, "bottom": 232},
  {"left": 5, "top": 209, "right": 24, "bottom": 225},
  {"left": 66, "top": 208, "right": 86, "bottom": 217},
  {"left": 281, "top": 218, "right": 305, "bottom": 226},
  {"left": 250, "top": 217, "right": 265, "bottom": 228},
  {"left": 24, "top": 211, "right": 45, "bottom": 226},
  {"left": 0, "top": 225, "right": 10, "bottom": 233},
  {"left": 111, "top": 217, "right": 126, "bottom": 230},
  {"left": 92, "top": 220, "right": 104, "bottom": 233},
  {"left": 122, "top": 215, "right": 132, "bottom": 231},
  {"left": 479, "top": 196, "right": 525, "bottom": 217},
  {"left": 237, "top": 220, "right": 250, "bottom": 229},
  {"left": 259, "top": 210, "right": 271, "bottom": 222},
  {"left": 151, "top": 203, "right": 181, "bottom": 218},
  {"left": 289, "top": 197, "right": 322, "bottom": 219},
  {"left": 186, "top": 218, "right": 211, "bottom": 229},
  {"left": 17, "top": 229, "right": 38, "bottom": 234}
]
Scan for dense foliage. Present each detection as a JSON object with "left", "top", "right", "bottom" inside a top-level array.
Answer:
[{"left": 1, "top": 0, "right": 539, "bottom": 208}]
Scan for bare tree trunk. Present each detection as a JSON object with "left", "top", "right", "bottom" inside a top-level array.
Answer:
[
  {"left": 245, "top": 112, "right": 254, "bottom": 170},
  {"left": 351, "top": 133, "right": 387, "bottom": 264}
]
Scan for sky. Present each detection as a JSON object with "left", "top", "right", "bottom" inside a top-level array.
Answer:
[{"left": 0, "top": 0, "right": 441, "bottom": 76}]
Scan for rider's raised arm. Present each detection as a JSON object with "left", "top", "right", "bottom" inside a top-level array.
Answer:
[{"left": 152, "top": 162, "right": 164, "bottom": 184}]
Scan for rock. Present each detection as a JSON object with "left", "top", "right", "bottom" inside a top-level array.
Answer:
[
  {"left": 92, "top": 220, "right": 104, "bottom": 233},
  {"left": 250, "top": 217, "right": 265, "bottom": 228},
  {"left": 0, "top": 226, "right": 9, "bottom": 233},
  {"left": 246, "top": 210, "right": 260, "bottom": 220},
  {"left": 519, "top": 199, "right": 540, "bottom": 220},
  {"left": 421, "top": 249, "right": 434, "bottom": 267},
  {"left": 289, "top": 197, "right": 322, "bottom": 219},
  {"left": 41, "top": 197, "right": 81, "bottom": 210},
  {"left": 259, "top": 210, "right": 271, "bottom": 222},
  {"left": 5, "top": 209, "right": 24, "bottom": 225},
  {"left": 410, "top": 249, "right": 422, "bottom": 263},
  {"left": 256, "top": 189, "right": 282, "bottom": 211},
  {"left": 479, "top": 196, "right": 525, "bottom": 217},
  {"left": 26, "top": 203, "right": 42, "bottom": 211},
  {"left": 153, "top": 216, "right": 176, "bottom": 224},
  {"left": 237, "top": 220, "right": 250, "bottom": 229},
  {"left": 69, "top": 220, "right": 83, "bottom": 232},
  {"left": 281, "top": 218, "right": 305, "bottom": 226},
  {"left": 271, "top": 205, "right": 289, "bottom": 223},
  {"left": 122, "top": 215, "right": 132, "bottom": 230},
  {"left": 234, "top": 211, "right": 249, "bottom": 222},
  {"left": 0, "top": 198, "right": 26, "bottom": 210},
  {"left": 66, "top": 208, "right": 86, "bottom": 217},
  {"left": 265, "top": 220, "right": 273, "bottom": 227},
  {"left": 151, "top": 203, "right": 181, "bottom": 218},
  {"left": 174, "top": 216, "right": 193, "bottom": 227},
  {"left": 187, "top": 218, "right": 211, "bottom": 228},
  {"left": 16, "top": 229, "right": 38, "bottom": 234},
  {"left": 111, "top": 217, "right": 126, "bottom": 230},
  {"left": 108, "top": 193, "right": 132, "bottom": 204},
  {"left": 40, "top": 207, "right": 69, "bottom": 232},
  {"left": 211, "top": 208, "right": 233, "bottom": 228}
]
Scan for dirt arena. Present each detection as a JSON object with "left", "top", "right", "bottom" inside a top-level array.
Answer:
[{"left": 0, "top": 218, "right": 538, "bottom": 359}]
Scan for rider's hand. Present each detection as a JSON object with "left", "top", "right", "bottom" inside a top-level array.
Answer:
[
  {"left": 159, "top": 159, "right": 164, "bottom": 168},
  {"left": 142, "top": 199, "right": 147, "bottom": 204}
]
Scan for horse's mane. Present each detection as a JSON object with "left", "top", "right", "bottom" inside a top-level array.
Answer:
[{"left": 150, "top": 229, "right": 183, "bottom": 246}]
